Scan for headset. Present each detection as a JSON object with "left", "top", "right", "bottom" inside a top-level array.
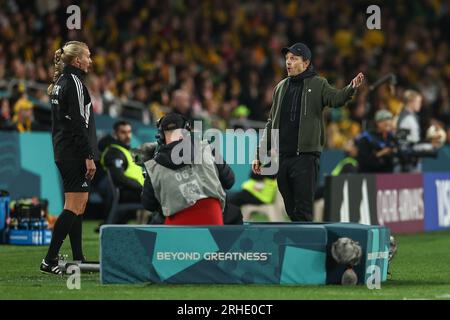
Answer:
[{"left": 155, "top": 114, "right": 191, "bottom": 146}]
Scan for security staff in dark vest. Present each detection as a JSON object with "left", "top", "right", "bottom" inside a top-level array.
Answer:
[
  {"left": 100, "top": 120, "right": 144, "bottom": 222},
  {"left": 142, "top": 113, "right": 234, "bottom": 225},
  {"left": 331, "top": 139, "right": 359, "bottom": 176},
  {"left": 331, "top": 157, "right": 359, "bottom": 176},
  {"left": 229, "top": 172, "right": 278, "bottom": 209},
  {"left": 315, "top": 139, "right": 359, "bottom": 203},
  {"left": 253, "top": 42, "right": 364, "bottom": 221}
]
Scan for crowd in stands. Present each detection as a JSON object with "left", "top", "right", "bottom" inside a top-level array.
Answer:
[{"left": 1, "top": 0, "right": 450, "bottom": 148}]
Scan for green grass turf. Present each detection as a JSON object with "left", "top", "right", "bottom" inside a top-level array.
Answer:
[{"left": 1, "top": 220, "right": 450, "bottom": 300}]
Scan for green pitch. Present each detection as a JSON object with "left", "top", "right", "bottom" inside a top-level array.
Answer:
[{"left": 1, "top": 220, "right": 450, "bottom": 300}]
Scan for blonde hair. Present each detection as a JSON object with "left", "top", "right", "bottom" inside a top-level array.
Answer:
[
  {"left": 403, "top": 89, "right": 421, "bottom": 104},
  {"left": 47, "top": 41, "right": 88, "bottom": 95}
]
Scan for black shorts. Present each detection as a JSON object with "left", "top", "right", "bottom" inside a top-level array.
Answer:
[{"left": 56, "top": 160, "right": 90, "bottom": 193}]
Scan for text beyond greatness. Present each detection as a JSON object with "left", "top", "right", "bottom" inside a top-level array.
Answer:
[{"left": 156, "top": 251, "right": 272, "bottom": 261}]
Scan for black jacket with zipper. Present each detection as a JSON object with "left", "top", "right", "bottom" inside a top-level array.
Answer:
[
  {"left": 50, "top": 65, "right": 98, "bottom": 161},
  {"left": 279, "top": 66, "right": 317, "bottom": 156}
]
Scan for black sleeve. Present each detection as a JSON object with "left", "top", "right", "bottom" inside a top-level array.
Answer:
[
  {"left": 104, "top": 148, "right": 142, "bottom": 191},
  {"left": 141, "top": 174, "right": 160, "bottom": 212},
  {"left": 215, "top": 162, "right": 235, "bottom": 190},
  {"left": 356, "top": 137, "right": 385, "bottom": 172},
  {"left": 64, "top": 77, "right": 94, "bottom": 159},
  {"left": 211, "top": 148, "right": 235, "bottom": 190}
]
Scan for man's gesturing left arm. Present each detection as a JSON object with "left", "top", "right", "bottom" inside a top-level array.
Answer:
[
  {"left": 322, "top": 72, "right": 364, "bottom": 108},
  {"left": 351, "top": 72, "right": 364, "bottom": 89}
]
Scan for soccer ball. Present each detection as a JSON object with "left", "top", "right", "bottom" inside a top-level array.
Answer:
[
  {"left": 426, "top": 125, "right": 446, "bottom": 148},
  {"left": 331, "top": 237, "right": 362, "bottom": 266}
]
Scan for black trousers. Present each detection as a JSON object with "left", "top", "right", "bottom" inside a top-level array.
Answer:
[
  {"left": 224, "top": 190, "right": 261, "bottom": 225},
  {"left": 277, "top": 154, "right": 320, "bottom": 222},
  {"left": 223, "top": 201, "right": 244, "bottom": 225},
  {"left": 114, "top": 189, "right": 142, "bottom": 224}
]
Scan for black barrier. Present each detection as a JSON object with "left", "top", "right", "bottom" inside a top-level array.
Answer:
[
  {"left": 324, "top": 172, "right": 450, "bottom": 234},
  {"left": 324, "top": 174, "right": 378, "bottom": 225}
]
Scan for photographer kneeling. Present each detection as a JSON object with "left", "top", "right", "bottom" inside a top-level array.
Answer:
[{"left": 356, "top": 110, "right": 396, "bottom": 173}]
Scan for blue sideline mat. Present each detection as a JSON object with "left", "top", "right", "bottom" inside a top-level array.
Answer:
[
  {"left": 100, "top": 223, "right": 390, "bottom": 285},
  {"left": 249, "top": 222, "right": 390, "bottom": 284},
  {"left": 100, "top": 224, "right": 328, "bottom": 285}
]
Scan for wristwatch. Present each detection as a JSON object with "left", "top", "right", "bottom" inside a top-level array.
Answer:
[{"left": 87, "top": 154, "right": 94, "bottom": 160}]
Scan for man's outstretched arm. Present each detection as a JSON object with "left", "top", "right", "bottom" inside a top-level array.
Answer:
[{"left": 322, "top": 72, "right": 364, "bottom": 108}]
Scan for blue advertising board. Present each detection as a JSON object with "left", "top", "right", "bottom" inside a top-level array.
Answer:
[
  {"left": 423, "top": 172, "right": 450, "bottom": 231},
  {"left": 100, "top": 223, "right": 390, "bottom": 285},
  {"left": 100, "top": 224, "right": 328, "bottom": 285}
]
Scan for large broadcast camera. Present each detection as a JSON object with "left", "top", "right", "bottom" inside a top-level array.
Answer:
[
  {"left": 392, "top": 128, "right": 438, "bottom": 172},
  {"left": 366, "top": 73, "right": 439, "bottom": 172}
]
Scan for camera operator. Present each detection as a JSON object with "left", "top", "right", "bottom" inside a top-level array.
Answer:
[
  {"left": 141, "top": 113, "right": 235, "bottom": 225},
  {"left": 356, "top": 110, "right": 396, "bottom": 173}
]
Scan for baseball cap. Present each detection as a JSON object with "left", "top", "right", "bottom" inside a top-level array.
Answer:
[
  {"left": 158, "top": 113, "right": 187, "bottom": 131},
  {"left": 374, "top": 110, "right": 393, "bottom": 122},
  {"left": 281, "top": 43, "right": 312, "bottom": 60}
]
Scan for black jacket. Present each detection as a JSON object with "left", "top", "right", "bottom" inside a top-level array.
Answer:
[
  {"left": 50, "top": 65, "right": 98, "bottom": 161},
  {"left": 141, "top": 137, "right": 235, "bottom": 212},
  {"left": 356, "top": 131, "right": 395, "bottom": 173},
  {"left": 100, "top": 135, "right": 142, "bottom": 192},
  {"left": 279, "top": 66, "right": 317, "bottom": 156}
]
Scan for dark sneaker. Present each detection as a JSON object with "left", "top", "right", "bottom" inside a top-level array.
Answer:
[{"left": 40, "top": 259, "right": 63, "bottom": 275}]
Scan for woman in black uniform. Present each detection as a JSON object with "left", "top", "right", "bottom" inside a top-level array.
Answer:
[{"left": 41, "top": 41, "right": 98, "bottom": 275}]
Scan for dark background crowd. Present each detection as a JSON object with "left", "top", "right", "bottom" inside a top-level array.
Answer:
[{"left": 1, "top": 0, "right": 450, "bottom": 148}]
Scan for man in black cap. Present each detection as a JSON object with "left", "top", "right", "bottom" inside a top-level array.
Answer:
[{"left": 252, "top": 43, "right": 364, "bottom": 221}]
